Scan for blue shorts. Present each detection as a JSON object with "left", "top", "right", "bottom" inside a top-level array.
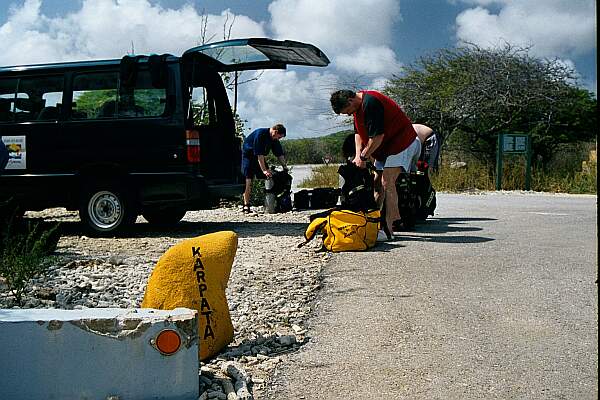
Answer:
[{"left": 241, "top": 154, "right": 265, "bottom": 179}]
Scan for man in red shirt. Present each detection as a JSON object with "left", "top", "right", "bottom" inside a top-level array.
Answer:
[{"left": 331, "top": 89, "right": 421, "bottom": 240}]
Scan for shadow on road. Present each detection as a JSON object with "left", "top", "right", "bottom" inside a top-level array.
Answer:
[
  {"left": 391, "top": 216, "right": 496, "bottom": 244},
  {"left": 395, "top": 234, "right": 494, "bottom": 244},
  {"left": 414, "top": 217, "right": 496, "bottom": 234},
  {"left": 369, "top": 216, "right": 496, "bottom": 247}
]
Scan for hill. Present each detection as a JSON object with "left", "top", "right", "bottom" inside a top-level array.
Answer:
[{"left": 283, "top": 130, "right": 353, "bottom": 164}]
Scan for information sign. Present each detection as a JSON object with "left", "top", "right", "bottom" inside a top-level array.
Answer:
[{"left": 502, "top": 134, "right": 528, "bottom": 153}]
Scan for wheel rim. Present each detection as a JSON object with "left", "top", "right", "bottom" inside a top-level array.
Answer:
[{"left": 88, "top": 190, "right": 123, "bottom": 230}]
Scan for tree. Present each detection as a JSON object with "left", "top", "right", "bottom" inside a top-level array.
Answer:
[{"left": 384, "top": 43, "right": 597, "bottom": 164}]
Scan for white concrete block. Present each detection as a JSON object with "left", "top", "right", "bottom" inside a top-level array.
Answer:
[{"left": 0, "top": 308, "right": 198, "bottom": 400}]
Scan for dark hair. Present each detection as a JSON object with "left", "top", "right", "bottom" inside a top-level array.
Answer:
[
  {"left": 272, "top": 123, "right": 286, "bottom": 137},
  {"left": 341, "top": 133, "right": 356, "bottom": 159},
  {"left": 330, "top": 90, "right": 356, "bottom": 114}
]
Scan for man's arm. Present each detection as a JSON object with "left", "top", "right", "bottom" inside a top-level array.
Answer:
[
  {"left": 278, "top": 155, "right": 288, "bottom": 170},
  {"left": 257, "top": 155, "right": 272, "bottom": 178},
  {"left": 353, "top": 133, "right": 384, "bottom": 168}
]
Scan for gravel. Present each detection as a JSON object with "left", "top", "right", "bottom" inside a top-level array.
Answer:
[{"left": 0, "top": 205, "right": 330, "bottom": 400}]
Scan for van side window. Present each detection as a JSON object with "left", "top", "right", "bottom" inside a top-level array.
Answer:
[
  {"left": 72, "top": 69, "right": 166, "bottom": 120},
  {"left": 0, "top": 76, "right": 63, "bottom": 123},
  {"left": 72, "top": 72, "right": 119, "bottom": 119},
  {"left": 129, "top": 69, "right": 167, "bottom": 117},
  {"left": 191, "top": 86, "right": 217, "bottom": 126},
  {"left": 0, "top": 78, "right": 18, "bottom": 123}
]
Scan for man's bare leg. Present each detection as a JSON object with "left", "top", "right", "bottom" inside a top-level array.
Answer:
[
  {"left": 374, "top": 171, "right": 384, "bottom": 208},
  {"left": 382, "top": 167, "right": 402, "bottom": 234},
  {"left": 243, "top": 178, "right": 253, "bottom": 207}
]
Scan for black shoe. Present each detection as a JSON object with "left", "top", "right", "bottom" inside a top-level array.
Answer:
[
  {"left": 242, "top": 205, "right": 251, "bottom": 213},
  {"left": 392, "top": 220, "right": 408, "bottom": 233}
]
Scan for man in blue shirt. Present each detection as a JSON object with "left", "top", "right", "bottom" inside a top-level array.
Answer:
[{"left": 241, "top": 124, "right": 288, "bottom": 212}]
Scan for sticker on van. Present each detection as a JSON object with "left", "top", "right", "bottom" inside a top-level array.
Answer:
[{"left": 3, "top": 135, "right": 26, "bottom": 169}]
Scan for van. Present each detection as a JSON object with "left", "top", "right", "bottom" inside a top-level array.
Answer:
[{"left": 0, "top": 38, "right": 329, "bottom": 235}]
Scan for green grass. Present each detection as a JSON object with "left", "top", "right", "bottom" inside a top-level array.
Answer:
[
  {"left": 431, "top": 157, "right": 596, "bottom": 193},
  {"left": 298, "top": 164, "right": 340, "bottom": 188},
  {"left": 299, "top": 156, "right": 597, "bottom": 194}
]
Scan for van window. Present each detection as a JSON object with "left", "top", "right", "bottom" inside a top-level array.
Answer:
[
  {"left": 191, "top": 86, "right": 217, "bottom": 126},
  {"left": 0, "top": 78, "right": 17, "bottom": 123},
  {"left": 72, "top": 69, "right": 166, "bottom": 120},
  {"left": 0, "top": 76, "right": 64, "bottom": 122}
]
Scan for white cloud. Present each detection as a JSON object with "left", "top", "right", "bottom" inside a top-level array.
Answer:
[
  {"left": 0, "top": 0, "right": 266, "bottom": 65},
  {"left": 268, "top": 0, "right": 401, "bottom": 60},
  {"left": 236, "top": 69, "right": 343, "bottom": 138},
  {"left": 334, "top": 46, "right": 402, "bottom": 76},
  {"left": 265, "top": 0, "right": 405, "bottom": 128},
  {"left": 455, "top": 0, "right": 596, "bottom": 58}
]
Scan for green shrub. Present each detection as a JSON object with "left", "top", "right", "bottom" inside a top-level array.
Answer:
[
  {"left": 298, "top": 164, "right": 340, "bottom": 188},
  {"left": 431, "top": 151, "right": 596, "bottom": 194},
  {"left": 249, "top": 178, "right": 266, "bottom": 206},
  {"left": 0, "top": 202, "right": 61, "bottom": 305}
]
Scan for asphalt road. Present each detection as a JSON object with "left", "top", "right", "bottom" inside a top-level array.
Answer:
[{"left": 265, "top": 192, "right": 598, "bottom": 399}]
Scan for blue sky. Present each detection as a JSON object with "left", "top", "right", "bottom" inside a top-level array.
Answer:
[{"left": 0, "top": 0, "right": 596, "bottom": 138}]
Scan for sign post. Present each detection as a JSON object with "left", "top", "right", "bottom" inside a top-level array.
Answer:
[{"left": 496, "top": 133, "right": 532, "bottom": 191}]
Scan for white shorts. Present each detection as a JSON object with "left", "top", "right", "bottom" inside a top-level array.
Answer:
[{"left": 375, "top": 137, "right": 422, "bottom": 172}]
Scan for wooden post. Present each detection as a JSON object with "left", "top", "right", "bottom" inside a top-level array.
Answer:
[{"left": 496, "top": 134, "right": 503, "bottom": 191}]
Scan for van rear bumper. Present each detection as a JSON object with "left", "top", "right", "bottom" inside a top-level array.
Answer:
[
  {"left": 206, "top": 183, "right": 245, "bottom": 199},
  {"left": 136, "top": 172, "right": 243, "bottom": 210}
]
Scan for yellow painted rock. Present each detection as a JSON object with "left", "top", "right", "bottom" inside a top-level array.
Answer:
[{"left": 141, "top": 231, "right": 237, "bottom": 360}]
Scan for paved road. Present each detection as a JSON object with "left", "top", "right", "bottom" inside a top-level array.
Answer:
[{"left": 265, "top": 192, "right": 598, "bottom": 399}]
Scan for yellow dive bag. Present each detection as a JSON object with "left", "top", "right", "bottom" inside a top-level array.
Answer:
[{"left": 299, "top": 208, "right": 380, "bottom": 252}]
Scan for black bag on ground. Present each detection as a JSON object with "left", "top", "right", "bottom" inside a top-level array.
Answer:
[
  {"left": 310, "top": 188, "right": 340, "bottom": 209},
  {"left": 293, "top": 189, "right": 311, "bottom": 210},
  {"left": 338, "top": 162, "right": 377, "bottom": 212},
  {"left": 294, "top": 187, "right": 339, "bottom": 210},
  {"left": 266, "top": 169, "right": 293, "bottom": 213}
]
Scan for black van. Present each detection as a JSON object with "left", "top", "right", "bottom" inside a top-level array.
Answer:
[{"left": 0, "top": 38, "right": 329, "bottom": 235}]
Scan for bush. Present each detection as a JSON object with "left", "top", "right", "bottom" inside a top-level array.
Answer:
[
  {"left": 0, "top": 201, "right": 61, "bottom": 305},
  {"left": 430, "top": 146, "right": 597, "bottom": 194},
  {"left": 249, "top": 178, "right": 266, "bottom": 206},
  {"left": 298, "top": 164, "right": 340, "bottom": 188}
]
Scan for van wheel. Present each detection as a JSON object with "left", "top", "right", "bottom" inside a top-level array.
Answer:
[
  {"left": 80, "top": 186, "right": 135, "bottom": 235},
  {"left": 143, "top": 207, "right": 186, "bottom": 226}
]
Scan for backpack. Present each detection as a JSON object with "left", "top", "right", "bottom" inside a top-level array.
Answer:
[
  {"left": 299, "top": 208, "right": 380, "bottom": 252},
  {"left": 293, "top": 189, "right": 311, "bottom": 210},
  {"left": 266, "top": 169, "right": 293, "bottom": 213},
  {"left": 419, "top": 131, "right": 442, "bottom": 172},
  {"left": 338, "top": 162, "right": 377, "bottom": 211}
]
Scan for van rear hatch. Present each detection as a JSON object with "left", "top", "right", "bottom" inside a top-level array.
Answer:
[{"left": 182, "top": 38, "right": 330, "bottom": 71}]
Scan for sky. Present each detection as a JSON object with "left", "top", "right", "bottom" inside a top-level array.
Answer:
[{"left": 0, "top": 0, "right": 596, "bottom": 138}]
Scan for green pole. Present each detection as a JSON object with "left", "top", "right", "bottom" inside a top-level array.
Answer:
[
  {"left": 496, "top": 134, "right": 503, "bottom": 191},
  {"left": 525, "top": 134, "right": 532, "bottom": 190}
]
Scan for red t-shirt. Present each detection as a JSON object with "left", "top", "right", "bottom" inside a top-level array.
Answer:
[{"left": 354, "top": 90, "right": 416, "bottom": 161}]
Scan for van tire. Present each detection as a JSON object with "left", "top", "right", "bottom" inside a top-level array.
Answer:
[
  {"left": 143, "top": 207, "right": 186, "bottom": 226},
  {"left": 79, "top": 185, "right": 136, "bottom": 236}
]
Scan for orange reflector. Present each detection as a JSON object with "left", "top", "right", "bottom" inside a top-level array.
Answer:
[{"left": 155, "top": 329, "right": 181, "bottom": 355}]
